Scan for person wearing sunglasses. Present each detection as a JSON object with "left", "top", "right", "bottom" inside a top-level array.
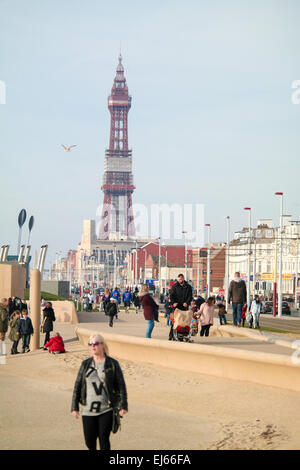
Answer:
[{"left": 71, "top": 334, "right": 128, "bottom": 450}]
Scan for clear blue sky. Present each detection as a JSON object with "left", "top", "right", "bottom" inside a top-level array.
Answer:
[{"left": 0, "top": 0, "right": 299, "bottom": 266}]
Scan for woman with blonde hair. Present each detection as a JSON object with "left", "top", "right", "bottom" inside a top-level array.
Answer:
[
  {"left": 139, "top": 284, "right": 159, "bottom": 338},
  {"left": 71, "top": 333, "right": 128, "bottom": 450}
]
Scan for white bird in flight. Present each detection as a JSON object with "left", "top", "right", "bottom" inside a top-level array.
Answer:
[{"left": 61, "top": 144, "right": 77, "bottom": 152}]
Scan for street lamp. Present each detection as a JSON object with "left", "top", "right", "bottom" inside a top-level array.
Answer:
[
  {"left": 205, "top": 224, "right": 211, "bottom": 298},
  {"left": 275, "top": 192, "right": 283, "bottom": 317},
  {"left": 244, "top": 208, "right": 251, "bottom": 311},
  {"left": 225, "top": 216, "right": 230, "bottom": 311},
  {"left": 157, "top": 237, "right": 161, "bottom": 294},
  {"left": 182, "top": 231, "right": 187, "bottom": 280}
]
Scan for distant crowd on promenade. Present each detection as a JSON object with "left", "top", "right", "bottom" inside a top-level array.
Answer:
[
  {"left": 85, "top": 270, "right": 261, "bottom": 339},
  {"left": 0, "top": 270, "right": 264, "bottom": 354}
]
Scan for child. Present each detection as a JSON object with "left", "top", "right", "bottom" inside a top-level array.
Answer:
[
  {"left": 44, "top": 332, "right": 65, "bottom": 354},
  {"left": 190, "top": 300, "right": 198, "bottom": 314},
  {"left": 217, "top": 303, "right": 227, "bottom": 326},
  {"left": 18, "top": 310, "right": 34, "bottom": 353},
  {"left": 164, "top": 296, "right": 173, "bottom": 326},
  {"left": 242, "top": 304, "right": 247, "bottom": 327},
  {"left": 9, "top": 310, "right": 21, "bottom": 354}
]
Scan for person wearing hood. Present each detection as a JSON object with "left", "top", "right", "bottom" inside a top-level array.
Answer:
[{"left": 228, "top": 272, "right": 247, "bottom": 326}]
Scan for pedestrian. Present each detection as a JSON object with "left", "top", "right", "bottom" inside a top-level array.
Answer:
[
  {"left": 139, "top": 284, "right": 159, "bottom": 339},
  {"left": 198, "top": 297, "right": 219, "bottom": 337},
  {"left": 217, "top": 303, "right": 227, "bottom": 325},
  {"left": 190, "top": 300, "right": 198, "bottom": 314},
  {"left": 9, "top": 310, "right": 21, "bottom": 354},
  {"left": 241, "top": 304, "right": 247, "bottom": 327},
  {"left": 122, "top": 287, "right": 132, "bottom": 312},
  {"left": 133, "top": 287, "right": 140, "bottom": 314},
  {"left": 88, "top": 293, "right": 94, "bottom": 312},
  {"left": 102, "top": 288, "right": 111, "bottom": 315},
  {"left": 0, "top": 298, "right": 9, "bottom": 342},
  {"left": 44, "top": 332, "right": 66, "bottom": 354},
  {"left": 250, "top": 295, "right": 262, "bottom": 329},
  {"left": 71, "top": 333, "right": 128, "bottom": 450},
  {"left": 169, "top": 274, "right": 193, "bottom": 341},
  {"left": 164, "top": 296, "right": 172, "bottom": 326},
  {"left": 228, "top": 272, "right": 247, "bottom": 327},
  {"left": 42, "top": 302, "right": 56, "bottom": 350},
  {"left": 18, "top": 309, "right": 34, "bottom": 353},
  {"left": 106, "top": 298, "right": 118, "bottom": 327},
  {"left": 194, "top": 293, "right": 205, "bottom": 310},
  {"left": 21, "top": 299, "right": 28, "bottom": 312},
  {"left": 8, "top": 297, "right": 14, "bottom": 318},
  {"left": 111, "top": 287, "right": 121, "bottom": 305}
]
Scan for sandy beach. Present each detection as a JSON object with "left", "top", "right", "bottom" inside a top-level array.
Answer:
[{"left": 1, "top": 331, "right": 300, "bottom": 450}]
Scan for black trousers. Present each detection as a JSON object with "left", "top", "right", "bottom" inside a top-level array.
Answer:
[
  {"left": 200, "top": 325, "right": 211, "bottom": 337},
  {"left": 82, "top": 410, "right": 113, "bottom": 450},
  {"left": 44, "top": 331, "right": 50, "bottom": 345}
]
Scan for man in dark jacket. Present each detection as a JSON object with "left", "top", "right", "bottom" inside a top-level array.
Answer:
[
  {"left": 169, "top": 274, "right": 193, "bottom": 340},
  {"left": 170, "top": 274, "right": 193, "bottom": 311},
  {"left": 228, "top": 272, "right": 247, "bottom": 326}
]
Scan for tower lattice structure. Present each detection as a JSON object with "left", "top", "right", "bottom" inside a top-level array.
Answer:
[{"left": 99, "top": 54, "right": 136, "bottom": 240}]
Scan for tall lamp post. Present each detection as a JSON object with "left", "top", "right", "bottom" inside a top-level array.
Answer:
[
  {"left": 275, "top": 192, "right": 283, "bottom": 317},
  {"left": 182, "top": 231, "right": 187, "bottom": 280},
  {"left": 225, "top": 216, "right": 230, "bottom": 311},
  {"left": 244, "top": 208, "right": 251, "bottom": 311},
  {"left": 205, "top": 224, "right": 211, "bottom": 298},
  {"left": 157, "top": 237, "right": 161, "bottom": 294}
]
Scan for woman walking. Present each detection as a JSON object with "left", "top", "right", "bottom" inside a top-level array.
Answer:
[
  {"left": 101, "top": 288, "right": 111, "bottom": 315},
  {"left": 198, "top": 297, "right": 219, "bottom": 337},
  {"left": 250, "top": 295, "right": 262, "bottom": 329},
  {"left": 71, "top": 334, "right": 128, "bottom": 450},
  {"left": 42, "top": 302, "right": 56, "bottom": 350},
  {"left": 139, "top": 284, "right": 159, "bottom": 339}
]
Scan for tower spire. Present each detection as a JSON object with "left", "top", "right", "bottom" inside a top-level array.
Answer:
[{"left": 98, "top": 55, "right": 135, "bottom": 240}]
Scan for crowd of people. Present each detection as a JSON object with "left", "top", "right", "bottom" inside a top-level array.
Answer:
[{"left": 0, "top": 296, "right": 65, "bottom": 355}]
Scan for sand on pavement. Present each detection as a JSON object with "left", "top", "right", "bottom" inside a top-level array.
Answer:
[{"left": 1, "top": 335, "right": 300, "bottom": 450}]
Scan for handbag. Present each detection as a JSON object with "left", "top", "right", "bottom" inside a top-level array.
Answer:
[
  {"left": 112, "top": 407, "right": 122, "bottom": 434},
  {"left": 40, "top": 316, "right": 46, "bottom": 333}
]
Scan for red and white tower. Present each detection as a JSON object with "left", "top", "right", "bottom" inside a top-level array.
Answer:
[{"left": 99, "top": 54, "right": 136, "bottom": 240}]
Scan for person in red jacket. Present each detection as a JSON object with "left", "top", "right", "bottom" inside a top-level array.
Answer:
[
  {"left": 44, "top": 332, "right": 65, "bottom": 354},
  {"left": 139, "top": 284, "right": 159, "bottom": 338}
]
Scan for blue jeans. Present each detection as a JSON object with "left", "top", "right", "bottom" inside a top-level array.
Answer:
[
  {"left": 146, "top": 319, "right": 154, "bottom": 338},
  {"left": 232, "top": 302, "right": 243, "bottom": 326},
  {"left": 218, "top": 314, "right": 227, "bottom": 325},
  {"left": 166, "top": 314, "right": 170, "bottom": 326}
]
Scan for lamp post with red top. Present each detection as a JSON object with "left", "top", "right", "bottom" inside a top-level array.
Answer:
[
  {"left": 205, "top": 224, "right": 211, "bottom": 298},
  {"left": 275, "top": 192, "right": 283, "bottom": 317},
  {"left": 244, "top": 208, "right": 251, "bottom": 311}
]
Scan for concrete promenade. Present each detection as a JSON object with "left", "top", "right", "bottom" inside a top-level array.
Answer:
[{"left": 1, "top": 308, "right": 300, "bottom": 450}]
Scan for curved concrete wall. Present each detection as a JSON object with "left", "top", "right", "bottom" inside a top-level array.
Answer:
[{"left": 76, "top": 326, "right": 300, "bottom": 393}]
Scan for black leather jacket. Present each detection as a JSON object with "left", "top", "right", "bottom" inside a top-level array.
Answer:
[{"left": 71, "top": 355, "right": 128, "bottom": 412}]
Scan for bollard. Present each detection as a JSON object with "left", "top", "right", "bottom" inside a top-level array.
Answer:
[{"left": 30, "top": 269, "right": 41, "bottom": 351}]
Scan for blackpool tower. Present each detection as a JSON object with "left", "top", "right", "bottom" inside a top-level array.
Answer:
[{"left": 99, "top": 54, "right": 136, "bottom": 240}]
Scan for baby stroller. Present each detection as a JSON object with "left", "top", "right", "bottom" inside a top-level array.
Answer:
[{"left": 173, "top": 309, "right": 193, "bottom": 342}]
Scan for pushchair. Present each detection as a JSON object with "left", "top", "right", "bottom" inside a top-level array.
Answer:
[{"left": 172, "top": 309, "right": 193, "bottom": 342}]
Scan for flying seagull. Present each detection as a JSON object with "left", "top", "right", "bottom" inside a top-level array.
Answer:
[{"left": 61, "top": 144, "right": 77, "bottom": 152}]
